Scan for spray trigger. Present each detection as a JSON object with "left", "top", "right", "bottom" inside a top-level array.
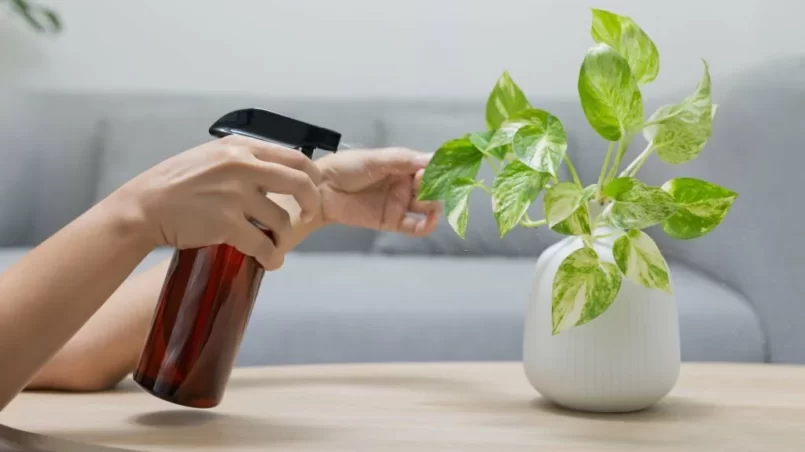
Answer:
[{"left": 208, "top": 108, "right": 342, "bottom": 159}]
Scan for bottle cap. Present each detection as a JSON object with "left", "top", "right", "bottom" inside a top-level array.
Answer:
[{"left": 208, "top": 108, "right": 342, "bottom": 158}]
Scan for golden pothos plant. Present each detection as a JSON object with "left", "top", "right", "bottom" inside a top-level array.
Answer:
[{"left": 417, "top": 8, "right": 737, "bottom": 335}]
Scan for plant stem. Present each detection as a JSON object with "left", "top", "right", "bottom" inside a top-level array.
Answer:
[
  {"left": 564, "top": 155, "right": 582, "bottom": 188},
  {"left": 596, "top": 141, "right": 615, "bottom": 201},
  {"left": 521, "top": 218, "right": 547, "bottom": 228},
  {"left": 594, "top": 230, "right": 619, "bottom": 239},
  {"left": 521, "top": 213, "right": 547, "bottom": 228},
  {"left": 592, "top": 209, "right": 612, "bottom": 230},
  {"left": 484, "top": 155, "right": 500, "bottom": 174},
  {"left": 620, "top": 142, "right": 654, "bottom": 178},
  {"left": 474, "top": 183, "right": 492, "bottom": 195},
  {"left": 606, "top": 132, "right": 633, "bottom": 183}
]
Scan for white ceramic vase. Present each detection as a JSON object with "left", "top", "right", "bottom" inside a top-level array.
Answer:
[{"left": 522, "top": 223, "right": 681, "bottom": 413}]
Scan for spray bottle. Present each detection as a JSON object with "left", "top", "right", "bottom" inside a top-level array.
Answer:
[{"left": 133, "top": 108, "right": 341, "bottom": 408}]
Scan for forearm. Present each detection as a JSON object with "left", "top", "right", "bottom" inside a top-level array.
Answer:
[
  {"left": 0, "top": 197, "right": 154, "bottom": 408},
  {"left": 25, "top": 193, "right": 322, "bottom": 393},
  {"left": 26, "top": 259, "right": 171, "bottom": 392}
]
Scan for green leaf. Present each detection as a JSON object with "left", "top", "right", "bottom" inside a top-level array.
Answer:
[
  {"left": 10, "top": 0, "right": 61, "bottom": 33},
  {"left": 603, "top": 177, "right": 677, "bottom": 229},
  {"left": 485, "top": 108, "right": 550, "bottom": 150},
  {"left": 661, "top": 177, "right": 737, "bottom": 239},
  {"left": 591, "top": 9, "right": 659, "bottom": 84},
  {"left": 43, "top": 9, "right": 61, "bottom": 32},
  {"left": 644, "top": 61, "right": 714, "bottom": 164},
  {"left": 469, "top": 131, "right": 508, "bottom": 160},
  {"left": 444, "top": 178, "right": 477, "bottom": 239},
  {"left": 543, "top": 182, "right": 593, "bottom": 236},
  {"left": 552, "top": 247, "right": 622, "bottom": 335},
  {"left": 578, "top": 43, "right": 644, "bottom": 141},
  {"left": 491, "top": 161, "right": 550, "bottom": 237},
  {"left": 613, "top": 229, "right": 672, "bottom": 293},
  {"left": 486, "top": 71, "right": 531, "bottom": 130},
  {"left": 511, "top": 113, "right": 568, "bottom": 178},
  {"left": 418, "top": 137, "right": 483, "bottom": 201}
]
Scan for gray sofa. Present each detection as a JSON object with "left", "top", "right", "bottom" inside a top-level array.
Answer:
[{"left": 1, "top": 57, "right": 802, "bottom": 366}]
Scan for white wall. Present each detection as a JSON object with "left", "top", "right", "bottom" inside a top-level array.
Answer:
[{"left": 2, "top": 0, "right": 802, "bottom": 100}]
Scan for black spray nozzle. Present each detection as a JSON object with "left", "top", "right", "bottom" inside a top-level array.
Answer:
[{"left": 208, "top": 108, "right": 341, "bottom": 159}]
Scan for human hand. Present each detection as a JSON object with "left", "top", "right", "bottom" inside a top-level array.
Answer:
[
  {"left": 110, "top": 135, "right": 322, "bottom": 270},
  {"left": 315, "top": 148, "right": 442, "bottom": 236}
]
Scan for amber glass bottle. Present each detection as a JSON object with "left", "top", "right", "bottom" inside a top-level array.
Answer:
[
  {"left": 132, "top": 242, "right": 266, "bottom": 408},
  {"left": 133, "top": 108, "right": 340, "bottom": 408}
]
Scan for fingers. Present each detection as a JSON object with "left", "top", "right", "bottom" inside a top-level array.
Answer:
[
  {"left": 226, "top": 134, "right": 322, "bottom": 184},
  {"left": 380, "top": 175, "right": 412, "bottom": 232},
  {"left": 397, "top": 211, "right": 441, "bottom": 237},
  {"left": 221, "top": 136, "right": 322, "bottom": 222},
  {"left": 227, "top": 219, "right": 284, "bottom": 270},
  {"left": 243, "top": 162, "right": 322, "bottom": 223},
  {"left": 400, "top": 198, "right": 442, "bottom": 237},
  {"left": 243, "top": 193, "right": 292, "bottom": 251},
  {"left": 400, "top": 169, "right": 441, "bottom": 236},
  {"left": 385, "top": 174, "right": 442, "bottom": 237}
]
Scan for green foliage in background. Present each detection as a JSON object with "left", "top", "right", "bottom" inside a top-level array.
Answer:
[
  {"left": 418, "top": 8, "right": 737, "bottom": 335},
  {"left": 5, "top": 0, "right": 61, "bottom": 33}
]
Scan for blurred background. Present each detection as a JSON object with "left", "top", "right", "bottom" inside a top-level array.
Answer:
[
  {"left": 1, "top": 1, "right": 803, "bottom": 368},
  {"left": 1, "top": 0, "right": 800, "bottom": 98}
]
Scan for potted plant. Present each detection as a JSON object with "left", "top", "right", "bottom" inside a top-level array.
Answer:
[{"left": 417, "top": 8, "right": 737, "bottom": 413}]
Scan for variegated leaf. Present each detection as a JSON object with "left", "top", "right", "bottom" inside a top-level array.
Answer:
[
  {"left": 603, "top": 177, "right": 677, "bottom": 229},
  {"left": 469, "top": 131, "right": 508, "bottom": 160},
  {"left": 444, "top": 178, "right": 477, "bottom": 239},
  {"left": 485, "top": 108, "right": 551, "bottom": 150},
  {"left": 552, "top": 247, "right": 622, "bottom": 335},
  {"left": 591, "top": 8, "right": 660, "bottom": 84},
  {"left": 613, "top": 229, "right": 672, "bottom": 293},
  {"left": 578, "top": 43, "right": 644, "bottom": 141},
  {"left": 491, "top": 161, "right": 549, "bottom": 237},
  {"left": 543, "top": 182, "right": 593, "bottom": 236},
  {"left": 418, "top": 137, "right": 483, "bottom": 201},
  {"left": 661, "top": 177, "right": 737, "bottom": 239},
  {"left": 643, "top": 61, "right": 714, "bottom": 164},
  {"left": 486, "top": 71, "right": 531, "bottom": 130},
  {"left": 511, "top": 113, "right": 568, "bottom": 178}
]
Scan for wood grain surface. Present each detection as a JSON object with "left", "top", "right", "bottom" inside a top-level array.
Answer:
[{"left": 1, "top": 362, "right": 804, "bottom": 451}]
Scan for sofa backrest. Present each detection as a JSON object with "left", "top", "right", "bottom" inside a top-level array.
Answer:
[
  {"left": 2, "top": 93, "right": 386, "bottom": 252},
  {"left": 0, "top": 91, "right": 38, "bottom": 247}
]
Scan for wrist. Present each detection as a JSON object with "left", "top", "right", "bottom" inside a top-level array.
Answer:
[
  {"left": 94, "top": 190, "right": 159, "bottom": 253},
  {"left": 318, "top": 187, "right": 339, "bottom": 226}
]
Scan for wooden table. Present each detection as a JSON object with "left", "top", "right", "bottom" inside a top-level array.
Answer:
[{"left": 1, "top": 362, "right": 804, "bottom": 451}]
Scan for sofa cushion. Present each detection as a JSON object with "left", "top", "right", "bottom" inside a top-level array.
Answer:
[
  {"left": 0, "top": 248, "right": 765, "bottom": 365},
  {"left": 233, "top": 253, "right": 765, "bottom": 365}
]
